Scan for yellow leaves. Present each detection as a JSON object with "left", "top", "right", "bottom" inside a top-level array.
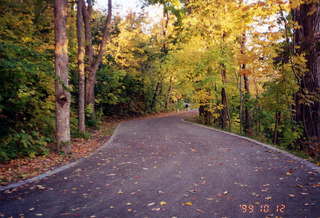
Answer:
[
  {"left": 237, "top": 54, "right": 251, "bottom": 65},
  {"left": 159, "top": 201, "right": 167, "bottom": 206},
  {"left": 267, "top": 32, "right": 284, "bottom": 41},
  {"left": 289, "top": 0, "right": 302, "bottom": 9},
  {"left": 183, "top": 201, "right": 193, "bottom": 206}
]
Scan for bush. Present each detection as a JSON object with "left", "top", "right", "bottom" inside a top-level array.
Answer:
[{"left": 0, "top": 130, "right": 50, "bottom": 162}]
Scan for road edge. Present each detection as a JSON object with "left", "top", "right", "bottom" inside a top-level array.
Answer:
[
  {"left": 0, "top": 123, "right": 122, "bottom": 192},
  {"left": 182, "top": 119, "right": 320, "bottom": 174}
]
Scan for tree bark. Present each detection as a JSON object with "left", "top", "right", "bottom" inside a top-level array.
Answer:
[
  {"left": 273, "top": 111, "right": 281, "bottom": 145},
  {"left": 165, "top": 76, "right": 173, "bottom": 110},
  {"left": 220, "top": 64, "right": 231, "bottom": 130},
  {"left": 151, "top": 81, "right": 161, "bottom": 111},
  {"left": 239, "top": 74, "right": 244, "bottom": 135},
  {"left": 77, "top": 0, "right": 86, "bottom": 134},
  {"left": 54, "top": 0, "right": 71, "bottom": 153},
  {"left": 239, "top": 32, "right": 252, "bottom": 136},
  {"left": 293, "top": 3, "right": 320, "bottom": 144},
  {"left": 243, "top": 74, "right": 253, "bottom": 136}
]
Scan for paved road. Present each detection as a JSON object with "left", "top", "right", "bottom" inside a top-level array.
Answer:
[{"left": 1, "top": 114, "right": 320, "bottom": 218}]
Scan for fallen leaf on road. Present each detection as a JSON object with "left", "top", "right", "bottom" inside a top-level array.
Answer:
[
  {"left": 36, "top": 185, "right": 46, "bottom": 190},
  {"left": 196, "top": 209, "right": 205, "bottom": 213},
  {"left": 147, "top": 202, "right": 156, "bottom": 207},
  {"left": 160, "top": 201, "right": 167, "bottom": 206},
  {"left": 183, "top": 201, "right": 193, "bottom": 206},
  {"left": 311, "top": 183, "right": 320, "bottom": 188}
]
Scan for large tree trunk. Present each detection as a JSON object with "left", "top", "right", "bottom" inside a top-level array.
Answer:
[
  {"left": 273, "top": 111, "right": 281, "bottom": 145},
  {"left": 151, "top": 81, "right": 161, "bottom": 111},
  {"left": 239, "top": 32, "right": 252, "bottom": 136},
  {"left": 165, "top": 76, "right": 173, "bottom": 110},
  {"left": 54, "top": 0, "right": 71, "bottom": 153},
  {"left": 220, "top": 64, "right": 231, "bottom": 130},
  {"left": 239, "top": 74, "right": 244, "bottom": 135},
  {"left": 243, "top": 74, "right": 253, "bottom": 136},
  {"left": 77, "top": 0, "right": 86, "bottom": 134},
  {"left": 83, "top": 0, "right": 112, "bottom": 111},
  {"left": 293, "top": 3, "right": 320, "bottom": 145}
]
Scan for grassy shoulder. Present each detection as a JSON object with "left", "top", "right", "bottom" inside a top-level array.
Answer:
[{"left": 184, "top": 114, "right": 319, "bottom": 165}]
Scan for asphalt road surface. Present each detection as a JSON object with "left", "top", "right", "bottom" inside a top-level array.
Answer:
[{"left": 1, "top": 113, "right": 320, "bottom": 218}]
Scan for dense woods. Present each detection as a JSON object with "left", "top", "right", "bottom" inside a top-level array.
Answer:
[{"left": 0, "top": 0, "right": 319, "bottom": 162}]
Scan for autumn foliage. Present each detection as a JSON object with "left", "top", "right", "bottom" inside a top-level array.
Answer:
[{"left": 0, "top": 0, "right": 319, "bottom": 163}]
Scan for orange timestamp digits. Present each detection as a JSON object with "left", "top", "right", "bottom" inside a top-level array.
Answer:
[{"left": 240, "top": 204, "right": 286, "bottom": 214}]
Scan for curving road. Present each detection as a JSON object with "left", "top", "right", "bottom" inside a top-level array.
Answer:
[{"left": 1, "top": 113, "right": 320, "bottom": 217}]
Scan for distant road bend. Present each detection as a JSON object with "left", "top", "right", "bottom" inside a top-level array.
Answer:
[{"left": 1, "top": 113, "right": 320, "bottom": 217}]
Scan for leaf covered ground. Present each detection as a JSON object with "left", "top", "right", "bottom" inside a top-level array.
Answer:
[{"left": 0, "top": 118, "right": 119, "bottom": 186}]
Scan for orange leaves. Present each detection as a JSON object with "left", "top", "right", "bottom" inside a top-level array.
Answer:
[{"left": 240, "top": 69, "right": 252, "bottom": 76}]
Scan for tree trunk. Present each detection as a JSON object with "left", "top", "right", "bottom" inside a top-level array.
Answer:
[
  {"left": 77, "top": 0, "right": 86, "bottom": 134},
  {"left": 243, "top": 74, "right": 253, "bottom": 136},
  {"left": 165, "top": 76, "right": 173, "bottom": 110},
  {"left": 273, "top": 111, "right": 281, "bottom": 145},
  {"left": 239, "top": 72, "right": 244, "bottom": 135},
  {"left": 240, "top": 32, "right": 252, "bottom": 136},
  {"left": 293, "top": 3, "right": 320, "bottom": 144},
  {"left": 220, "top": 64, "right": 231, "bottom": 130},
  {"left": 83, "top": 0, "right": 112, "bottom": 112},
  {"left": 54, "top": 0, "right": 71, "bottom": 153},
  {"left": 151, "top": 81, "right": 161, "bottom": 111}
]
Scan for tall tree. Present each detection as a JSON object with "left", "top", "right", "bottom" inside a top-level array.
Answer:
[
  {"left": 293, "top": 2, "right": 320, "bottom": 144},
  {"left": 77, "top": 0, "right": 86, "bottom": 133},
  {"left": 83, "top": 0, "right": 112, "bottom": 116},
  {"left": 240, "top": 33, "right": 252, "bottom": 136},
  {"left": 54, "top": 0, "right": 71, "bottom": 153}
]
